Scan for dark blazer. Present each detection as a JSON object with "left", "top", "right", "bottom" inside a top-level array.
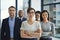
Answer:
[
  {"left": 1, "top": 17, "right": 21, "bottom": 40},
  {"left": 19, "top": 17, "right": 27, "bottom": 22},
  {"left": 18, "top": 17, "right": 27, "bottom": 39}
]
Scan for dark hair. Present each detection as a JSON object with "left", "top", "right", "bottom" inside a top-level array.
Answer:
[
  {"left": 41, "top": 10, "right": 49, "bottom": 21},
  {"left": 8, "top": 6, "right": 16, "bottom": 10},
  {"left": 27, "top": 8, "right": 35, "bottom": 13},
  {"left": 35, "top": 11, "right": 41, "bottom": 15},
  {"left": 18, "top": 10, "right": 23, "bottom": 13}
]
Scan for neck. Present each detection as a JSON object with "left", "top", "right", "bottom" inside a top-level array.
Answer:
[
  {"left": 9, "top": 16, "right": 15, "bottom": 19},
  {"left": 27, "top": 18, "right": 35, "bottom": 25},
  {"left": 36, "top": 18, "right": 40, "bottom": 21},
  {"left": 43, "top": 19, "right": 48, "bottom": 23},
  {"left": 10, "top": 17, "right": 14, "bottom": 19},
  {"left": 36, "top": 20, "right": 40, "bottom": 22},
  {"left": 28, "top": 18, "right": 34, "bottom": 22}
]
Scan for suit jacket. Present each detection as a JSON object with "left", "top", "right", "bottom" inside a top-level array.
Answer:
[
  {"left": 19, "top": 17, "right": 27, "bottom": 22},
  {"left": 1, "top": 17, "right": 21, "bottom": 40}
]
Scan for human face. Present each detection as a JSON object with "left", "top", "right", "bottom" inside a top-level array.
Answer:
[
  {"left": 19, "top": 10, "right": 24, "bottom": 17},
  {"left": 42, "top": 12, "right": 48, "bottom": 20},
  {"left": 28, "top": 10, "right": 35, "bottom": 19},
  {"left": 9, "top": 8, "right": 16, "bottom": 18},
  {"left": 35, "top": 13, "right": 40, "bottom": 20}
]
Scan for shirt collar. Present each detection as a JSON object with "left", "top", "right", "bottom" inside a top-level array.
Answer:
[
  {"left": 19, "top": 17, "right": 23, "bottom": 20},
  {"left": 9, "top": 16, "right": 15, "bottom": 21}
]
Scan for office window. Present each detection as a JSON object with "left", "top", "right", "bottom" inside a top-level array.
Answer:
[
  {"left": 43, "top": 0, "right": 60, "bottom": 4},
  {"left": 18, "top": 0, "right": 23, "bottom": 10},
  {"left": 31, "top": 0, "right": 41, "bottom": 11},
  {"left": 1, "top": 0, "right": 15, "bottom": 22},
  {"left": 17, "top": 0, "right": 23, "bottom": 17},
  {"left": 23, "top": 0, "right": 29, "bottom": 18}
]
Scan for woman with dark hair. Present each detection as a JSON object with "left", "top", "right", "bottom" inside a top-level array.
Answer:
[
  {"left": 35, "top": 11, "right": 41, "bottom": 22},
  {"left": 20, "top": 8, "right": 42, "bottom": 40},
  {"left": 40, "top": 10, "right": 49, "bottom": 21},
  {"left": 40, "top": 10, "right": 55, "bottom": 40}
]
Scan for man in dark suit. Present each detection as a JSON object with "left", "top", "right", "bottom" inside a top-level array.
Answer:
[
  {"left": 18, "top": 10, "right": 27, "bottom": 22},
  {"left": 1, "top": 6, "right": 21, "bottom": 40}
]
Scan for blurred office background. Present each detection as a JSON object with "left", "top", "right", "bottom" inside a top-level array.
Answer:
[{"left": 0, "top": 0, "right": 60, "bottom": 40}]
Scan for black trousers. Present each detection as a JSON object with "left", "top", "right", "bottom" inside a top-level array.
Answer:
[
  {"left": 20, "top": 38, "right": 37, "bottom": 40},
  {"left": 40, "top": 37, "right": 52, "bottom": 40}
]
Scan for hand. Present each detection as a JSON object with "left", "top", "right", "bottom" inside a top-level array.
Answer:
[
  {"left": 49, "top": 32, "right": 52, "bottom": 35},
  {"left": 24, "top": 31, "right": 33, "bottom": 37},
  {"left": 35, "top": 29, "right": 42, "bottom": 33}
]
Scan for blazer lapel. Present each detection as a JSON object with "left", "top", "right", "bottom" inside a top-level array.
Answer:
[
  {"left": 7, "top": 18, "right": 10, "bottom": 32},
  {"left": 14, "top": 18, "right": 16, "bottom": 28}
]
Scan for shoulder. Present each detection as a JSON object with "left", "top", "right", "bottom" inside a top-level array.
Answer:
[
  {"left": 3, "top": 18, "right": 8, "bottom": 20},
  {"left": 15, "top": 17, "right": 19, "bottom": 20},
  {"left": 40, "top": 21, "right": 43, "bottom": 24},
  {"left": 39, "top": 21, "right": 43, "bottom": 25},
  {"left": 48, "top": 21, "right": 55, "bottom": 25},
  {"left": 34, "top": 21, "right": 41, "bottom": 25},
  {"left": 22, "top": 21, "right": 27, "bottom": 24},
  {"left": 2, "top": 18, "right": 9, "bottom": 22},
  {"left": 34, "top": 21, "right": 41, "bottom": 24},
  {"left": 23, "top": 17, "right": 27, "bottom": 20},
  {"left": 23, "top": 17, "right": 26, "bottom": 19},
  {"left": 15, "top": 17, "right": 22, "bottom": 24},
  {"left": 15, "top": 17, "right": 21, "bottom": 21},
  {"left": 35, "top": 21, "right": 39, "bottom": 23},
  {"left": 48, "top": 21, "right": 55, "bottom": 27}
]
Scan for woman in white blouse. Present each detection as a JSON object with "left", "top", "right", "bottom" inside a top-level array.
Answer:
[{"left": 20, "top": 8, "right": 42, "bottom": 40}]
